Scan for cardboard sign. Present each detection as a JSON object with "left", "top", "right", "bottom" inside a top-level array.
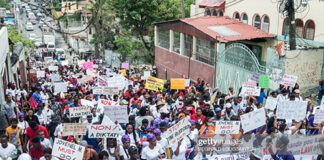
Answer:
[
  {"left": 103, "top": 105, "right": 128, "bottom": 123},
  {"left": 314, "top": 108, "right": 324, "bottom": 123},
  {"left": 49, "top": 65, "right": 58, "bottom": 71},
  {"left": 81, "top": 99, "right": 94, "bottom": 107},
  {"left": 118, "top": 69, "right": 126, "bottom": 76},
  {"left": 240, "top": 108, "right": 266, "bottom": 133},
  {"left": 143, "top": 71, "right": 151, "bottom": 80},
  {"left": 69, "top": 106, "right": 91, "bottom": 118},
  {"left": 82, "top": 62, "right": 94, "bottom": 70},
  {"left": 170, "top": 79, "right": 185, "bottom": 90},
  {"left": 145, "top": 76, "right": 164, "bottom": 92},
  {"left": 52, "top": 139, "right": 85, "bottom": 160},
  {"left": 62, "top": 123, "right": 87, "bottom": 136},
  {"left": 251, "top": 72, "right": 261, "bottom": 82},
  {"left": 165, "top": 117, "right": 190, "bottom": 146},
  {"left": 215, "top": 121, "right": 240, "bottom": 134},
  {"left": 281, "top": 74, "right": 298, "bottom": 87},
  {"left": 185, "top": 79, "right": 190, "bottom": 87},
  {"left": 259, "top": 75, "right": 270, "bottom": 88},
  {"left": 102, "top": 87, "right": 119, "bottom": 95},
  {"left": 264, "top": 97, "right": 278, "bottom": 110},
  {"left": 121, "top": 62, "right": 129, "bottom": 69},
  {"left": 37, "top": 71, "right": 45, "bottom": 78},
  {"left": 51, "top": 74, "right": 60, "bottom": 82},
  {"left": 277, "top": 101, "right": 307, "bottom": 121},
  {"left": 88, "top": 124, "right": 120, "bottom": 138},
  {"left": 54, "top": 82, "right": 67, "bottom": 93},
  {"left": 241, "top": 84, "right": 261, "bottom": 96}
]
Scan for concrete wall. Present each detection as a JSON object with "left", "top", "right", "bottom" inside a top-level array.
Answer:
[
  {"left": 285, "top": 49, "right": 324, "bottom": 92},
  {"left": 155, "top": 46, "right": 215, "bottom": 86},
  {"left": 0, "top": 27, "right": 10, "bottom": 101}
]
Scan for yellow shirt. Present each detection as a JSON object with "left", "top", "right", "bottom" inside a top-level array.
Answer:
[{"left": 5, "top": 126, "right": 22, "bottom": 145}]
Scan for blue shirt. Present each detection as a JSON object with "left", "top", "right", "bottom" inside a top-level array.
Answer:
[
  {"left": 257, "top": 92, "right": 267, "bottom": 104},
  {"left": 83, "top": 130, "right": 99, "bottom": 152},
  {"left": 318, "top": 86, "right": 324, "bottom": 104},
  {"left": 308, "top": 115, "right": 319, "bottom": 135},
  {"left": 276, "top": 151, "right": 295, "bottom": 160}
]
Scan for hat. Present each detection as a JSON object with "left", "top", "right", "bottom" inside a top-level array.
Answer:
[
  {"left": 159, "top": 121, "right": 168, "bottom": 128},
  {"left": 146, "top": 134, "right": 155, "bottom": 142},
  {"left": 128, "top": 146, "right": 138, "bottom": 154},
  {"left": 120, "top": 99, "right": 129, "bottom": 105},
  {"left": 18, "top": 112, "right": 24, "bottom": 118},
  {"left": 159, "top": 107, "right": 169, "bottom": 114},
  {"left": 189, "top": 119, "right": 196, "bottom": 125},
  {"left": 215, "top": 107, "right": 222, "bottom": 112},
  {"left": 153, "top": 128, "right": 161, "bottom": 135},
  {"left": 121, "top": 135, "right": 131, "bottom": 144},
  {"left": 156, "top": 101, "right": 165, "bottom": 106},
  {"left": 229, "top": 86, "right": 233, "bottom": 89},
  {"left": 178, "top": 113, "right": 186, "bottom": 120},
  {"left": 146, "top": 125, "right": 154, "bottom": 131},
  {"left": 225, "top": 103, "right": 232, "bottom": 108}
]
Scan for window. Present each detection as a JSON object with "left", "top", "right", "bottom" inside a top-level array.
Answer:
[
  {"left": 212, "top": 10, "right": 217, "bottom": 16},
  {"left": 233, "top": 12, "right": 240, "bottom": 21},
  {"left": 241, "top": 13, "right": 248, "bottom": 24},
  {"left": 304, "top": 20, "right": 315, "bottom": 40},
  {"left": 295, "top": 19, "right": 304, "bottom": 38},
  {"left": 205, "top": 9, "right": 211, "bottom": 16},
  {"left": 261, "top": 15, "right": 270, "bottom": 32},
  {"left": 157, "top": 27, "right": 170, "bottom": 49},
  {"left": 218, "top": 11, "right": 223, "bottom": 16},
  {"left": 196, "top": 38, "right": 215, "bottom": 65},
  {"left": 173, "top": 31, "right": 180, "bottom": 54},
  {"left": 282, "top": 18, "right": 289, "bottom": 35},
  {"left": 253, "top": 14, "right": 261, "bottom": 29}
]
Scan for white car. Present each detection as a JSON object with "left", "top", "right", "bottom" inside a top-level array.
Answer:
[
  {"left": 29, "top": 33, "right": 37, "bottom": 40},
  {"left": 56, "top": 48, "right": 66, "bottom": 60},
  {"left": 47, "top": 42, "right": 55, "bottom": 52},
  {"left": 26, "top": 22, "right": 34, "bottom": 31}
]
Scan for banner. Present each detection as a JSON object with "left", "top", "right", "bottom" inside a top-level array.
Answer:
[
  {"left": 103, "top": 105, "right": 128, "bottom": 123},
  {"left": 102, "top": 87, "right": 119, "bottom": 95},
  {"left": 37, "top": 71, "right": 45, "bottom": 78},
  {"left": 121, "top": 62, "right": 129, "bottom": 69},
  {"left": 281, "top": 74, "right": 298, "bottom": 87},
  {"left": 277, "top": 101, "right": 307, "bottom": 121},
  {"left": 69, "top": 106, "right": 91, "bottom": 118},
  {"left": 52, "top": 139, "right": 85, "bottom": 160},
  {"left": 49, "top": 65, "right": 58, "bottom": 71},
  {"left": 165, "top": 117, "right": 190, "bottom": 146},
  {"left": 54, "top": 82, "right": 67, "bottom": 93},
  {"left": 215, "top": 121, "right": 240, "bottom": 134},
  {"left": 97, "top": 99, "right": 119, "bottom": 114},
  {"left": 264, "top": 97, "right": 278, "bottom": 110},
  {"left": 82, "top": 62, "right": 94, "bottom": 70},
  {"left": 80, "top": 99, "right": 94, "bottom": 107},
  {"left": 98, "top": 76, "right": 107, "bottom": 87},
  {"left": 314, "top": 108, "right": 324, "bottom": 123},
  {"left": 62, "top": 123, "right": 87, "bottom": 136},
  {"left": 241, "top": 84, "right": 260, "bottom": 96},
  {"left": 93, "top": 88, "right": 103, "bottom": 95},
  {"left": 145, "top": 76, "right": 164, "bottom": 92},
  {"left": 240, "top": 108, "right": 266, "bottom": 133},
  {"left": 170, "top": 79, "right": 185, "bottom": 90},
  {"left": 88, "top": 124, "right": 120, "bottom": 138},
  {"left": 51, "top": 74, "right": 60, "bottom": 82},
  {"left": 258, "top": 75, "right": 270, "bottom": 88}
]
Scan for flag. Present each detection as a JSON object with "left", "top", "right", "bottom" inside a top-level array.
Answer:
[
  {"left": 276, "top": 42, "right": 285, "bottom": 57},
  {"left": 28, "top": 96, "right": 38, "bottom": 109}
]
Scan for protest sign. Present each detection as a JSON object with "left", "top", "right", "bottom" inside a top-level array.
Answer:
[
  {"left": 51, "top": 74, "right": 60, "bottom": 82},
  {"left": 88, "top": 124, "right": 120, "bottom": 138},
  {"left": 267, "top": 68, "right": 283, "bottom": 90},
  {"left": 93, "top": 88, "right": 103, "bottom": 95},
  {"left": 251, "top": 72, "right": 261, "bottom": 82},
  {"left": 69, "top": 106, "right": 91, "bottom": 118},
  {"left": 277, "top": 101, "right": 307, "bottom": 121},
  {"left": 314, "top": 108, "right": 324, "bottom": 123},
  {"left": 82, "top": 62, "right": 94, "bottom": 70},
  {"left": 78, "top": 60, "right": 85, "bottom": 66},
  {"left": 78, "top": 76, "right": 92, "bottom": 84},
  {"left": 145, "top": 76, "right": 164, "bottom": 92},
  {"left": 81, "top": 99, "right": 94, "bottom": 107},
  {"left": 259, "top": 75, "right": 270, "bottom": 88},
  {"left": 241, "top": 84, "right": 260, "bottom": 96},
  {"left": 242, "top": 81, "right": 257, "bottom": 86},
  {"left": 165, "top": 117, "right": 190, "bottom": 146},
  {"left": 170, "top": 79, "right": 185, "bottom": 90},
  {"left": 106, "top": 75, "right": 128, "bottom": 90},
  {"left": 102, "top": 87, "right": 119, "bottom": 95},
  {"left": 62, "top": 123, "right": 87, "bottom": 136},
  {"left": 98, "top": 76, "right": 107, "bottom": 87},
  {"left": 240, "top": 108, "right": 266, "bottom": 133},
  {"left": 215, "top": 121, "right": 240, "bottom": 134},
  {"left": 118, "top": 69, "right": 126, "bottom": 76},
  {"left": 37, "top": 71, "right": 45, "bottom": 78},
  {"left": 86, "top": 69, "right": 96, "bottom": 76},
  {"left": 185, "top": 79, "right": 190, "bottom": 87},
  {"left": 93, "top": 64, "right": 98, "bottom": 69},
  {"left": 281, "top": 74, "right": 298, "bottom": 87},
  {"left": 121, "top": 62, "right": 129, "bottom": 69},
  {"left": 264, "top": 97, "right": 278, "bottom": 110},
  {"left": 61, "top": 60, "right": 69, "bottom": 66},
  {"left": 49, "top": 65, "right": 58, "bottom": 71},
  {"left": 52, "top": 138, "right": 85, "bottom": 160},
  {"left": 143, "top": 71, "right": 151, "bottom": 80},
  {"left": 103, "top": 105, "right": 128, "bottom": 123},
  {"left": 54, "top": 82, "right": 67, "bottom": 93}
]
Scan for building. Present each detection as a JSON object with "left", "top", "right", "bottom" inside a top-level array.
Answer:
[
  {"left": 154, "top": 16, "right": 274, "bottom": 90},
  {"left": 0, "top": 27, "right": 12, "bottom": 101},
  {"left": 61, "top": 1, "right": 91, "bottom": 14},
  {"left": 11, "top": 42, "right": 27, "bottom": 89}
]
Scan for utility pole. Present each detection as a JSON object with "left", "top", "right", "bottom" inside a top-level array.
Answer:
[
  {"left": 287, "top": 0, "right": 296, "bottom": 50},
  {"left": 181, "top": 0, "right": 185, "bottom": 18}
]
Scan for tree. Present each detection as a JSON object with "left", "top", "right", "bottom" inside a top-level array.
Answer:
[
  {"left": 114, "top": 36, "right": 132, "bottom": 62},
  {"left": 8, "top": 26, "right": 34, "bottom": 48}
]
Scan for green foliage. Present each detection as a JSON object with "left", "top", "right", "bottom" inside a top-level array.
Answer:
[
  {"left": 114, "top": 36, "right": 132, "bottom": 62},
  {"left": 8, "top": 26, "right": 34, "bottom": 48},
  {"left": 0, "top": 0, "right": 10, "bottom": 10}
]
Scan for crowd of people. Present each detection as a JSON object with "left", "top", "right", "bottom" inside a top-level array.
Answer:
[{"left": 0, "top": 58, "right": 323, "bottom": 160}]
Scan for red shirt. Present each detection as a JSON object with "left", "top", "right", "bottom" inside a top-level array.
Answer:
[
  {"left": 30, "top": 145, "right": 44, "bottom": 160},
  {"left": 26, "top": 125, "right": 49, "bottom": 144}
]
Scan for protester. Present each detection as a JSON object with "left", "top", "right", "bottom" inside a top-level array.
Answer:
[
  {"left": 0, "top": 135, "right": 17, "bottom": 159},
  {"left": 5, "top": 118, "right": 23, "bottom": 152}
]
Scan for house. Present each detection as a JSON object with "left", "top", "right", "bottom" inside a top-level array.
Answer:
[
  {"left": 11, "top": 42, "right": 28, "bottom": 89},
  {"left": 61, "top": 0, "right": 91, "bottom": 14},
  {"left": 0, "top": 27, "right": 12, "bottom": 101},
  {"left": 154, "top": 16, "right": 274, "bottom": 89}
]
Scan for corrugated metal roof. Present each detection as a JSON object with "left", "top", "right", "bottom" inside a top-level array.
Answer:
[
  {"left": 199, "top": 0, "right": 225, "bottom": 8},
  {"left": 179, "top": 16, "right": 275, "bottom": 42}
]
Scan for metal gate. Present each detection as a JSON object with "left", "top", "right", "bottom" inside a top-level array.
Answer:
[{"left": 215, "top": 43, "right": 266, "bottom": 94}]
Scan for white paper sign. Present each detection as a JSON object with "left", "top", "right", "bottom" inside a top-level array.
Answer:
[
  {"left": 62, "top": 123, "right": 87, "bottom": 136},
  {"left": 103, "top": 105, "right": 128, "bottom": 123},
  {"left": 52, "top": 139, "right": 85, "bottom": 160},
  {"left": 93, "top": 88, "right": 103, "bottom": 95},
  {"left": 81, "top": 99, "right": 94, "bottom": 107},
  {"left": 37, "top": 71, "right": 45, "bottom": 78},
  {"left": 54, "top": 82, "right": 67, "bottom": 93},
  {"left": 165, "top": 117, "right": 190, "bottom": 146},
  {"left": 314, "top": 108, "right": 324, "bottom": 123},
  {"left": 97, "top": 99, "right": 118, "bottom": 114},
  {"left": 240, "top": 108, "right": 266, "bottom": 133},
  {"left": 49, "top": 65, "right": 58, "bottom": 71},
  {"left": 106, "top": 75, "right": 128, "bottom": 90},
  {"left": 241, "top": 84, "right": 261, "bottom": 96},
  {"left": 277, "top": 101, "right": 307, "bottom": 121},
  {"left": 185, "top": 79, "right": 190, "bottom": 87},
  {"left": 264, "top": 97, "right": 278, "bottom": 110},
  {"left": 61, "top": 60, "right": 69, "bottom": 66},
  {"left": 88, "top": 124, "right": 120, "bottom": 138},
  {"left": 69, "top": 106, "right": 91, "bottom": 118},
  {"left": 143, "top": 71, "right": 151, "bottom": 79},
  {"left": 281, "top": 74, "right": 298, "bottom": 87},
  {"left": 215, "top": 121, "right": 240, "bottom": 134},
  {"left": 51, "top": 74, "right": 60, "bottom": 82}
]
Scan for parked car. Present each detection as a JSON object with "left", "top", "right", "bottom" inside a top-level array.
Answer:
[
  {"left": 30, "top": 19, "right": 37, "bottom": 25},
  {"left": 29, "top": 33, "right": 37, "bottom": 40},
  {"left": 47, "top": 42, "right": 55, "bottom": 52},
  {"left": 56, "top": 48, "right": 66, "bottom": 60},
  {"left": 26, "top": 22, "right": 34, "bottom": 31}
]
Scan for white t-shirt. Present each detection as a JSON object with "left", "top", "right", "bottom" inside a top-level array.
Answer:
[
  {"left": 0, "top": 143, "right": 17, "bottom": 158},
  {"left": 103, "top": 145, "right": 125, "bottom": 160},
  {"left": 40, "top": 156, "right": 58, "bottom": 160},
  {"left": 16, "top": 89, "right": 27, "bottom": 101},
  {"left": 18, "top": 120, "right": 29, "bottom": 134},
  {"left": 126, "top": 132, "right": 140, "bottom": 145},
  {"left": 157, "top": 138, "right": 169, "bottom": 151},
  {"left": 41, "top": 138, "right": 52, "bottom": 148},
  {"left": 172, "top": 140, "right": 188, "bottom": 160},
  {"left": 35, "top": 113, "right": 44, "bottom": 125},
  {"left": 6, "top": 89, "right": 15, "bottom": 98},
  {"left": 41, "top": 92, "right": 50, "bottom": 105},
  {"left": 141, "top": 146, "right": 165, "bottom": 160}
]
